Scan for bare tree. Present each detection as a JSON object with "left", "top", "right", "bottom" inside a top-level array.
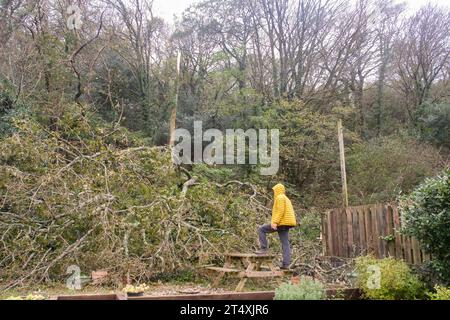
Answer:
[
  {"left": 394, "top": 4, "right": 450, "bottom": 123},
  {"left": 372, "top": 0, "right": 404, "bottom": 135}
]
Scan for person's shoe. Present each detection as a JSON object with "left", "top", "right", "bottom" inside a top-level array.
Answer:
[
  {"left": 255, "top": 249, "right": 269, "bottom": 255},
  {"left": 279, "top": 265, "right": 291, "bottom": 270}
]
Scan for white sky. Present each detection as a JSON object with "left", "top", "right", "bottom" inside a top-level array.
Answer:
[
  {"left": 152, "top": 0, "right": 450, "bottom": 22},
  {"left": 152, "top": 0, "right": 197, "bottom": 22}
]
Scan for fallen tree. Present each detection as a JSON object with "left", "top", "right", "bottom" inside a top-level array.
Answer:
[{"left": 0, "top": 110, "right": 273, "bottom": 290}]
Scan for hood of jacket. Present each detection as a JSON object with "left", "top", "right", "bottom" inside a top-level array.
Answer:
[{"left": 272, "top": 183, "right": 286, "bottom": 198}]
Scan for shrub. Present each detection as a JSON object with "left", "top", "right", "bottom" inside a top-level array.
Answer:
[
  {"left": 355, "top": 256, "right": 426, "bottom": 300},
  {"left": 399, "top": 170, "right": 450, "bottom": 285},
  {"left": 428, "top": 286, "right": 450, "bottom": 300},
  {"left": 347, "top": 135, "right": 442, "bottom": 204},
  {"left": 417, "top": 102, "right": 450, "bottom": 148},
  {"left": 414, "top": 262, "right": 443, "bottom": 289},
  {"left": 0, "top": 91, "right": 30, "bottom": 137},
  {"left": 274, "top": 276, "right": 326, "bottom": 300},
  {"left": 298, "top": 210, "right": 322, "bottom": 242}
]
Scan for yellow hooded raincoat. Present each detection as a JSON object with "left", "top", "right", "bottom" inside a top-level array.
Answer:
[{"left": 271, "top": 184, "right": 297, "bottom": 227}]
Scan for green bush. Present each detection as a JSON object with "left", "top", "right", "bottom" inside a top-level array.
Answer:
[
  {"left": 428, "top": 286, "right": 450, "bottom": 300},
  {"left": 399, "top": 170, "right": 450, "bottom": 285},
  {"left": 347, "top": 136, "right": 442, "bottom": 204},
  {"left": 418, "top": 102, "right": 450, "bottom": 148},
  {"left": 274, "top": 276, "right": 326, "bottom": 300},
  {"left": 298, "top": 210, "right": 321, "bottom": 242},
  {"left": 355, "top": 256, "right": 426, "bottom": 300},
  {"left": 0, "top": 91, "right": 30, "bottom": 137}
]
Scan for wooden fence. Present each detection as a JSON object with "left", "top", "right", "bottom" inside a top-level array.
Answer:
[{"left": 321, "top": 203, "right": 431, "bottom": 265}]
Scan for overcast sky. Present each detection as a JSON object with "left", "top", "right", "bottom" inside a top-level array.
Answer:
[{"left": 152, "top": 0, "right": 450, "bottom": 22}]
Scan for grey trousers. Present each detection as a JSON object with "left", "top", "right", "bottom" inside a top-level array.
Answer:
[{"left": 258, "top": 224, "right": 292, "bottom": 267}]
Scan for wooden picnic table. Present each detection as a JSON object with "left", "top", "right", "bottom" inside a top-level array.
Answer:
[{"left": 206, "top": 253, "right": 289, "bottom": 292}]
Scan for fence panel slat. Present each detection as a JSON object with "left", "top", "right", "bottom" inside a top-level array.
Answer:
[
  {"left": 346, "top": 208, "right": 354, "bottom": 257},
  {"left": 358, "top": 207, "right": 366, "bottom": 256},
  {"left": 392, "top": 205, "right": 403, "bottom": 259},
  {"left": 404, "top": 236, "right": 413, "bottom": 264},
  {"left": 364, "top": 206, "right": 373, "bottom": 255},
  {"left": 371, "top": 206, "right": 380, "bottom": 258},
  {"left": 322, "top": 212, "right": 328, "bottom": 256},
  {"left": 322, "top": 203, "right": 429, "bottom": 265},
  {"left": 327, "top": 210, "right": 334, "bottom": 257},
  {"left": 379, "top": 205, "right": 388, "bottom": 257},
  {"left": 341, "top": 208, "right": 348, "bottom": 257},
  {"left": 386, "top": 205, "right": 396, "bottom": 258},
  {"left": 352, "top": 208, "right": 360, "bottom": 256},
  {"left": 411, "top": 238, "right": 421, "bottom": 264},
  {"left": 334, "top": 209, "right": 341, "bottom": 257}
]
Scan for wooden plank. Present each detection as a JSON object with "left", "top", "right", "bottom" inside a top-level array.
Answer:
[
  {"left": 226, "top": 253, "right": 275, "bottom": 259},
  {"left": 386, "top": 205, "right": 396, "bottom": 258},
  {"left": 346, "top": 208, "right": 354, "bottom": 257},
  {"left": 378, "top": 204, "right": 387, "bottom": 258},
  {"left": 322, "top": 212, "right": 329, "bottom": 256},
  {"left": 338, "top": 120, "right": 349, "bottom": 207},
  {"left": 340, "top": 208, "right": 349, "bottom": 257},
  {"left": 352, "top": 207, "right": 360, "bottom": 256},
  {"left": 364, "top": 205, "right": 374, "bottom": 255},
  {"left": 324, "top": 203, "right": 430, "bottom": 265},
  {"left": 206, "top": 267, "right": 241, "bottom": 273},
  {"left": 358, "top": 206, "right": 367, "bottom": 255},
  {"left": 370, "top": 205, "right": 380, "bottom": 258},
  {"left": 392, "top": 205, "right": 403, "bottom": 259},
  {"left": 334, "top": 209, "right": 342, "bottom": 257},
  {"left": 56, "top": 294, "right": 125, "bottom": 300},
  {"left": 129, "top": 291, "right": 276, "bottom": 301},
  {"left": 241, "top": 271, "right": 285, "bottom": 278},
  {"left": 128, "top": 289, "right": 362, "bottom": 301},
  {"left": 329, "top": 209, "right": 336, "bottom": 257},
  {"left": 236, "top": 259, "right": 255, "bottom": 292},
  {"left": 404, "top": 236, "right": 413, "bottom": 264},
  {"left": 211, "top": 256, "right": 233, "bottom": 287},
  {"left": 411, "top": 238, "right": 422, "bottom": 265},
  {"left": 327, "top": 210, "right": 334, "bottom": 257},
  {"left": 327, "top": 210, "right": 334, "bottom": 256}
]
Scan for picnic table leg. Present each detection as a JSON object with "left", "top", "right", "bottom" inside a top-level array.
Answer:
[
  {"left": 211, "top": 257, "right": 232, "bottom": 288},
  {"left": 239, "top": 257, "right": 250, "bottom": 269},
  {"left": 212, "top": 272, "right": 225, "bottom": 288},
  {"left": 235, "top": 260, "right": 254, "bottom": 292},
  {"left": 267, "top": 261, "right": 284, "bottom": 286},
  {"left": 235, "top": 276, "right": 248, "bottom": 292}
]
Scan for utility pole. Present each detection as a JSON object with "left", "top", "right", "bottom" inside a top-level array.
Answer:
[
  {"left": 169, "top": 51, "right": 182, "bottom": 147},
  {"left": 338, "top": 120, "right": 349, "bottom": 208}
]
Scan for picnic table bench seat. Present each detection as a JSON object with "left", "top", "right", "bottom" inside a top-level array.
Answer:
[{"left": 206, "top": 252, "right": 290, "bottom": 292}]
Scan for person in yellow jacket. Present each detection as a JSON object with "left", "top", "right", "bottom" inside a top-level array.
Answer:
[{"left": 256, "top": 183, "right": 297, "bottom": 269}]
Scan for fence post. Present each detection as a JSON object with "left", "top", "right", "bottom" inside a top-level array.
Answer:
[{"left": 338, "top": 120, "right": 349, "bottom": 208}]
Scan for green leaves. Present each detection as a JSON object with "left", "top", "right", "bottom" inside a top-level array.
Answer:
[
  {"left": 347, "top": 136, "right": 442, "bottom": 205},
  {"left": 428, "top": 286, "right": 450, "bottom": 300},
  {"left": 275, "top": 277, "right": 326, "bottom": 300},
  {"left": 399, "top": 170, "right": 450, "bottom": 284},
  {"left": 417, "top": 103, "right": 450, "bottom": 148},
  {"left": 355, "top": 256, "right": 426, "bottom": 300}
]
